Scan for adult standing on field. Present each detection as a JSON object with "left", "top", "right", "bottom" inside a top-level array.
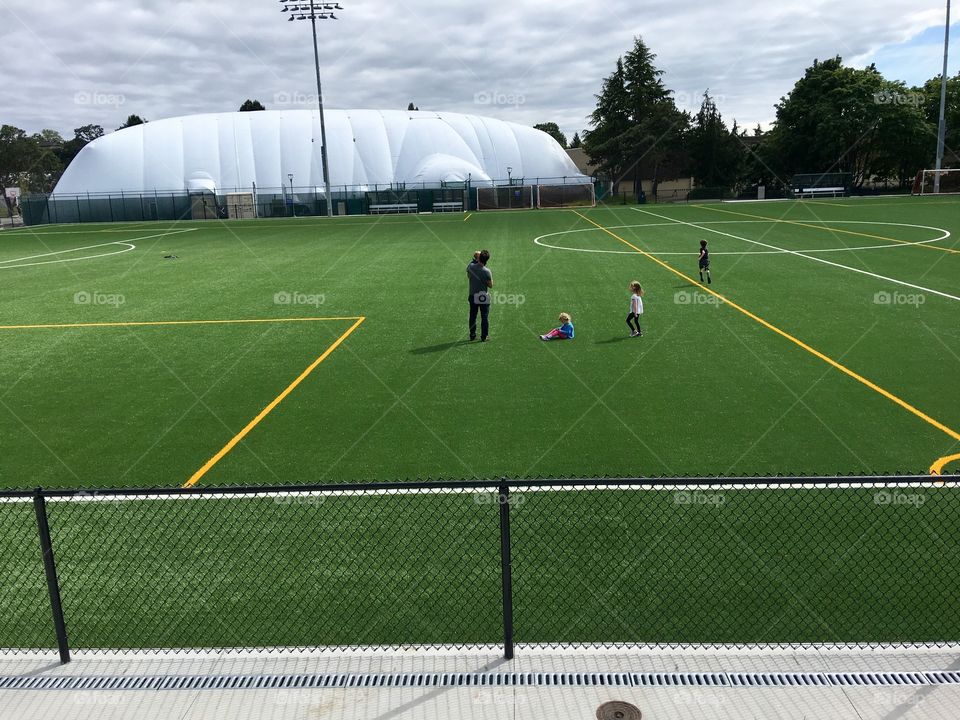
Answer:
[{"left": 467, "top": 250, "right": 493, "bottom": 342}]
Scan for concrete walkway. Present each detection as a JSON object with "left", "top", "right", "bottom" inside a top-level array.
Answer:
[{"left": 1, "top": 646, "right": 959, "bottom": 719}]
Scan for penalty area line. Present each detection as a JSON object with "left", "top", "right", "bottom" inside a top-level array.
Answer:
[{"left": 182, "top": 316, "right": 366, "bottom": 488}]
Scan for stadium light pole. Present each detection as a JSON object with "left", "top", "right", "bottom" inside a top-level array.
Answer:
[
  {"left": 934, "top": 0, "right": 951, "bottom": 194},
  {"left": 279, "top": 0, "right": 342, "bottom": 217}
]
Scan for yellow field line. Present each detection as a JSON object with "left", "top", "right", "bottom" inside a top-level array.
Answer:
[
  {"left": 464, "top": 213, "right": 473, "bottom": 222},
  {"left": 573, "top": 211, "right": 960, "bottom": 464},
  {"left": 703, "top": 204, "right": 960, "bottom": 255},
  {"left": 931, "top": 453, "right": 960, "bottom": 476},
  {"left": 183, "top": 316, "right": 366, "bottom": 488},
  {"left": 0, "top": 317, "right": 363, "bottom": 331}
]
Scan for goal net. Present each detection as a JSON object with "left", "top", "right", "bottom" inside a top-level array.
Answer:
[
  {"left": 912, "top": 169, "right": 960, "bottom": 195},
  {"left": 477, "top": 185, "right": 534, "bottom": 211},
  {"left": 537, "top": 183, "right": 596, "bottom": 209}
]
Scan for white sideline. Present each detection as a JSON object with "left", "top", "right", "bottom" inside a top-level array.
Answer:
[
  {"left": 633, "top": 207, "right": 960, "bottom": 303},
  {"left": 0, "top": 481, "right": 946, "bottom": 504}
]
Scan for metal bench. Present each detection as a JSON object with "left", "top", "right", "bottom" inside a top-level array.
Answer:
[
  {"left": 796, "top": 187, "right": 845, "bottom": 199},
  {"left": 369, "top": 203, "right": 418, "bottom": 214},
  {"left": 432, "top": 202, "right": 464, "bottom": 213}
]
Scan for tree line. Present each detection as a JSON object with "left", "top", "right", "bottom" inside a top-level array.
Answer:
[{"left": 572, "top": 37, "right": 957, "bottom": 195}]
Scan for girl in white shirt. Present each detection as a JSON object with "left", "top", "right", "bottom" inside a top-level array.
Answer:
[{"left": 627, "top": 281, "right": 644, "bottom": 337}]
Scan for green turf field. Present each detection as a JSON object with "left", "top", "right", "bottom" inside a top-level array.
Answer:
[
  {"left": 3, "top": 196, "right": 960, "bottom": 652},
  {"left": 1, "top": 196, "right": 959, "bottom": 490}
]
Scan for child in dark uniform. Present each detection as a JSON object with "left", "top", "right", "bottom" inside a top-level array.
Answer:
[{"left": 698, "top": 240, "right": 712, "bottom": 284}]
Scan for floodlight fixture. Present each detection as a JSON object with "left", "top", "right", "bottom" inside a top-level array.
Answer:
[{"left": 278, "top": 0, "right": 343, "bottom": 216}]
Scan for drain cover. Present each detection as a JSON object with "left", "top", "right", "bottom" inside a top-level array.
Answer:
[{"left": 596, "top": 700, "right": 642, "bottom": 720}]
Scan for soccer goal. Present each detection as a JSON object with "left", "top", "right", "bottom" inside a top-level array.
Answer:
[
  {"left": 537, "top": 183, "right": 596, "bottom": 209},
  {"left": 912, "top": 169, "right": 960, "bottom": 195},
  {"left": 477, "top": 185, "right": 534, "bottom": 211}
]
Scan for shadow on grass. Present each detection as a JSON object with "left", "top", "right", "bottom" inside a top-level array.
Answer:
[
  {"left": 409, "top": 340, "right": 474, "bottom": 355},
  {"left": 595, "top": 336, "right": 634, "bottom": 344}
]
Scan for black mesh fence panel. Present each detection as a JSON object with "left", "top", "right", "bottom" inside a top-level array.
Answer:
[
  {"left": 2, "top": 478, "right": 958, "bottom": 657},
  {"left": 512, "top": 483, "right": 960, "bottom": 647},
  {"left": 0, "top": 499, "right": 56, "bottom": 652},
  {"left": 43, "top": 489, "right": 500, "bottom": 651}
]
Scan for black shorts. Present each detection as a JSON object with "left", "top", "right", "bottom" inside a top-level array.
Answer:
[{"left": 699, "top": 260, "right": 710, "bottom": 270}]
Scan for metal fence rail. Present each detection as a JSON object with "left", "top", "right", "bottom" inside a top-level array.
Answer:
[
  {"left": 19, "top": 177, "right": 604, "bottom": 225},
  {"left": 1, "top": 476, "right": 957, "bottom": 663}
]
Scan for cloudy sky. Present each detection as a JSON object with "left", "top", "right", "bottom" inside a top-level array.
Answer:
[{"left": 1, "top": 0, "right": 957, "bottom": 139}]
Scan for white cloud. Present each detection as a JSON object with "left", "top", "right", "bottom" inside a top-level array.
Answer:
[{"left": 0, "top": 0, "right": 951, "bottom": 138}]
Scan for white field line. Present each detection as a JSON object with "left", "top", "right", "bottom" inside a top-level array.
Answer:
[
  {"left": 0, "top": 245, "right": 137, "bottom": 270},
  {"left": 534, "top": 221, "right": 950, "bottom": 256},
  {"left": 0, "top": 229, "right": 197, "bottom": 269},
  {"left": 633, "top": 208, "right": 960, "bottom": 302},
  {"left": 3, "top": 641, "right": 957, "bottom": 660},
  {"left": 0, "top": 241, "right": 134, "bottom": 264},
  {"left": 0, "top": 482, "right": 946, "bottom": 504}
]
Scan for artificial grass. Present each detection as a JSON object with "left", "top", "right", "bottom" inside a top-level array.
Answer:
[
  {"left": 2, "top": 196, "right": 960, "bottom": 651},
  {"left": 0, "top": 197, "right": 958, "bottom": 488}
]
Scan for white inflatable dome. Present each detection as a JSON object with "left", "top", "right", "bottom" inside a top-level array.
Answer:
[{"left": 53, "top": 109, "right": 589, "bottom": 194}]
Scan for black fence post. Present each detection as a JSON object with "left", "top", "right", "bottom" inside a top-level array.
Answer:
[
  {"left": 33, "top": 490, "right": 70, "bottom": 664},
  {"left": 498, "top": 481, "right": 514, "bottom": 660}
]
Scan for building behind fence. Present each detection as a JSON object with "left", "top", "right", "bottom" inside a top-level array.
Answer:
[{"left": 2, "top": 476, "right": 957, "bottom": 663}]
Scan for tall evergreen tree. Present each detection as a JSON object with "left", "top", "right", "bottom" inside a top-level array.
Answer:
[
  {"left": 584, "top": 37, "right": 688, "bottom": 195},
  {"left": 584, "top": 57, "right": 630, "bottom": 181},
  {"left": 687, "top": 91, "right": 743, "bottom": 188}
]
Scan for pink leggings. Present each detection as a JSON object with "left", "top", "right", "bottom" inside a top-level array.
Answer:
[{"left": 544, "top": 328, "right": 571, "bottom": 339}]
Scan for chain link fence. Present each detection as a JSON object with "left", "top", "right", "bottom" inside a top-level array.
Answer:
[
  {"left": 19, "top": 177, "right": 601, "bottom": 225},
  {"left": 1, "top": 477, "right": 957, "bottom": 662}
]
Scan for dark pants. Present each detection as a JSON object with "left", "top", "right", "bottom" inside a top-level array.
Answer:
[
  {"left": 627, "top": 313, "right": 642, "bottom": 333},
  {"left": 469, "top": 299, "right": 490, "bottom": 340}
]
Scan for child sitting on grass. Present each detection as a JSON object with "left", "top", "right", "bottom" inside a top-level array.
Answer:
[{"left": 540, "top": 312, "right": 575, "bottom": 341}]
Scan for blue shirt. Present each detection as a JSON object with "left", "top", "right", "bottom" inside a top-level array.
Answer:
[{"left": 559, "top": 322, "right": 574, "bottom": 339}]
